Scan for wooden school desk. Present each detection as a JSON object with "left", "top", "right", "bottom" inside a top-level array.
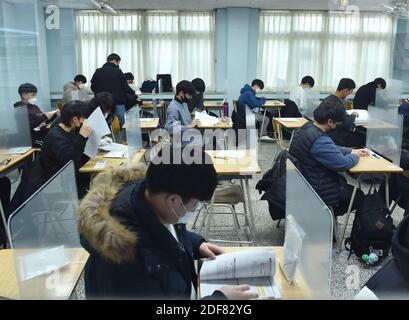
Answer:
[
  {"left": 260, "top": 100, "right": 286, "bottom": 140},
  {"left": 197, "top": 246, "right": 311, "bottom": 300},
  {"left": 273, "top": 117, "right": 309, "bottom": 154},
  {"left": 79, "top": 149, "right": 146, "bottom": 174},
  {"left": 338, "top": 152, "right": 403, "bottom": 251},
  {"left": 197, "top": 118, "right": 233, "bottom": 130},
  {"left": 0, "top": 248, "right": 88, "bottom": 300},
  {"left": 205, "top": 150, "right": 261, "bottom": 244},
  {"left": 0, "top": 148, "right": 38, "bottom": 241}
]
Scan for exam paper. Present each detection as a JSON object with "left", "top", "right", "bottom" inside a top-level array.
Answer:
[
  {"left": 281, "top": 118, "right": 300, "bottom": 122},
  {"left": 214, "top": 150, "right": 246, "bottom": 159},
  {"left": 347, "top": 109, "right": 368, "bottom": 125},
  {"left": 102, "top": 150, "right": 128, "bottom": 158},
  {"left": 5, "top": 146, "right": 31, "bottom": 154},
  {"left": 84, "top": 107, "right": 111, "bottom": 159},
  {"left": 195, "top": 111, "right": 219, "bottom": 126}
]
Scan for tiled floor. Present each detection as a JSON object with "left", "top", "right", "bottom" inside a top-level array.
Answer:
[{"left": 6, "top": 141, "right": 405, "bottom": 300}]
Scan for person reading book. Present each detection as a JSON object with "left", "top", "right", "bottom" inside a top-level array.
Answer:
[{"left": 78, "top": 148, "right": 259, "bottom": 300}]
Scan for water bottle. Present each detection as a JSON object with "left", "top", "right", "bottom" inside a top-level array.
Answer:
[{"left": 223, "top": 99, "right": 229, "bottom": 117}]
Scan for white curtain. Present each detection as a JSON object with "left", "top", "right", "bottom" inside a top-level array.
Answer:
[
  {"left": 257, "top": 11, "right": 396, "bottom": 91},
  {"left": 76, "top": 10, "right": 215, "bottom": 90}
]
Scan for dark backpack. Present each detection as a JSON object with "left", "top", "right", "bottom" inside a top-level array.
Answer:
[
  {"left": 140, "top": 80, "right": 157, "bottom": 93},
  {"left": 255, "top": 150, "right": 298, "bottom": 221},
  {"left": 345, "top": 190, "right": 394, "bottom": 264}
]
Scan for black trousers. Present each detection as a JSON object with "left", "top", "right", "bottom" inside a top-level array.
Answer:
[{"left": 333, "top": 184, "right": 365, "bottom": 216}]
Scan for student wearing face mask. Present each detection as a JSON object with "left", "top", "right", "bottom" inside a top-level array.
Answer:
[
  {"left": 78, "top": 148, "right": 259, "bottom": 300},
  {"left": 237, "top": 79, "right": 273, "bottom": 138},
  {"left": 289, "top": 102, "right": 367, "bottom": 216},
  {"left": 14, "top": 83, "right": 58, "bottom": 147},
  {"left": 165, "top": 80, "right": 201, "bottom": 142},
  {"left": 7, "top": 100, "right": 93, "bottom": 217},
  {"left": 123, "top": 72, "right": 142, "bottom": 111},
  {"left": 63, "top": 74, "right": 89, "bottom": 104},
  {"left": 319, "top": 78, "right": 365, "bottom": 148},
  {"left": 91, "top": 53, "right": 135, "bottom": 128}
]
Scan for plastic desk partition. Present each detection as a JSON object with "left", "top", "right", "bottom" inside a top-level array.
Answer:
[
  {"left": 366, "top": 106, "right": 403, "bottom": 165},
  {"left": 7, "top": 161, "right": 83, "bottom": 299},
  {"left": 285, "top": 160, "right": 333, "bottom": 299},
  {"left": 125, "top": 106, "right": 143, "bottom": 162}
]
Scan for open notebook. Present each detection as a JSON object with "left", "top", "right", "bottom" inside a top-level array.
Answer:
[{"left": 198, "top": 249, "right": 281, "bottom": 300}]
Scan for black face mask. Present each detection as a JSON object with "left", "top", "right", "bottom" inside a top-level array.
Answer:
[{"left": 182, "top": 97, "right": 191, "bottom": 103}]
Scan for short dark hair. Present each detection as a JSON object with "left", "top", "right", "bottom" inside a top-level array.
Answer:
[
  {"left": 337, "top": 78, "right": 356, "bottom": 91},
  {"left": 88, "top": 92, "right": 115, "bottom": 115},
  {"left": 176, "top": 80, "right": 195, "bottom": 96},
  {"left": 124, "top": 72, "right": 134, "bottom": 81},
  {"left": 60, "top": 100, "right": 90, "bottom": 126},
  {"left": 146, "top": 148, "right": 217, "bottom": 203},
  {"left": 74, "top": 74, "right": 87, "bottom": 84},
  {"left": 301, "top": 76, "right": 315, "bottom": 88},
  {"left": 313, "top": 101, "right": 346, "bottom": 124},
  {"left": 191, "top": 78, "right": 206, "bottom": 93},
  {"left": 251, "top": 79, "right": 264, "bottom": 90},
  {"left": 374, "top": 78, "right": 386, "bottom": 89},
  {"left": 18, "top": 83, "right": 37, "bottom": 97},
  {"left": 107, "top": 53, "right": 121, "bottom": 63}
]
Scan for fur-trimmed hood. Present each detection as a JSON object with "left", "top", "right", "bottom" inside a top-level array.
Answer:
[{"left": 78, "top": 163, "right": 147, "bottom": 264}]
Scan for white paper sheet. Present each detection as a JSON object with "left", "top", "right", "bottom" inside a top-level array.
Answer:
[
  {"left": 102, "top": 150, "right": 128, "bottom": 158},
  {"left": 281, "top": 118, "right": 300, "bottom": 122},
  {"left": 17, "top": 246, "right": 70, "bottom": 281},
  {"left": 84, "top": 107, "right": 112, "bottom": 159},
  {"left": 195, "top": 111, "right": 219, "bottom": 126},
  {"left": 214, "top": 150, "right": 246, "bottom": 159},
  {"left": 99, "top": 142, "right": 127, "bottom": 152}
]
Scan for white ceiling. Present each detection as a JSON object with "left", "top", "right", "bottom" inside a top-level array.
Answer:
[{"left": 40, "top": 0, "right": 390, "bottom": 12}]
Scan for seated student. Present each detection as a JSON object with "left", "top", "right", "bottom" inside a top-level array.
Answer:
[
  {"left": 14, "top": 83, "right": 58, "bottom": 147},
  {"left": 63, "top": 74, "right": 89, "bottom": 104},
  {"left": 8, "top": 101, "right": 93, "bottom": 216},
  {"left": 188, "top": 78, "right": 205, "bottom": 113},
  {"left": 123, "top": 72, "right": 142, "bottom": 111},
  {"left": 319, "top": 78, "right": 365, "bottom": 148},
  {"left": 364, "top": 215, "right": 409, "bottom": 299},
  {"left": 78, "top": 148, "right": 258, "bottom": 300},
  {"left": 237, "top": 79, "right": 273, "bottom": 138},
  {"left": 353, "top": 78, "right": 387, "bottom": 110},
  {"left": 289, "top": 75, "right": 315, "bottom": 115},
  {"left": 289, "top": 102, "right": 367, "bottom": 216},
  {"left": 165, "top": 80, "right": 200, "bottom": 141}
]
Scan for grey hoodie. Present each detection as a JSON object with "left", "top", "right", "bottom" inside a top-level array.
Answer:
[{"left": 63, "top": 82, "right": 89, "bottom": 104}]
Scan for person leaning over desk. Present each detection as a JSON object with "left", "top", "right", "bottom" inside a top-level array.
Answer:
[
  {"left": 289, "top": 102, "right": 368, "bottom": 216},
  {"left": 7, "top": 101, "right": 93, "bottom": 217},
  {"left": 78, "top": 148, "right": 258, "bottom": 300}
]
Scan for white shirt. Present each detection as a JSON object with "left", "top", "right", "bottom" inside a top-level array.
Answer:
[
  {"left": 289, "top": 85, "right": 306, "bottom": 115},
  {"left": 163, "top": 224, "right": 197, "bottom": 300}
]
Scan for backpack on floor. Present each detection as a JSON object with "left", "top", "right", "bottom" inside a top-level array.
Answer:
[{"left": 345, "top": 189, "right": 394, "bottom": 265}]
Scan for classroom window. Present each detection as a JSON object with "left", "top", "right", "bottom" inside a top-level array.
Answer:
[
  {"left": 257, "top": 11, "right": 396, "bottom": 91},
  {"left": 76, "top": 10, "right": 216, "bottom": 90}
]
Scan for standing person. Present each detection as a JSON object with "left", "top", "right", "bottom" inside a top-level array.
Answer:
[
  {"left": 14, "top": 83, "right": 58, "bottom": 147},
  {"left": 353, "top": 78, "right": 387, "bottom": 110},
  {"left": 63, "top": 74, "right": 89, "bottom": 104},
  {"left": 90, "top": 53, "right": 134, "bottom": 127},
  {"left": 319, "top": 78, "right": 365, "bottom": 148}
]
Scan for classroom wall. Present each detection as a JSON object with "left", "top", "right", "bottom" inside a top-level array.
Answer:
[
  {"left": 45, "top": 8, "right": 77, "bottom": 96},
  {"left": 0, "top": 0, "right": 51, "bottom": 110}
]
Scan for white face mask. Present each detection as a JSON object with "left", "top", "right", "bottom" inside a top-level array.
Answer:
[
  {"left": 104, "top": 112, "right": 109, "bottom": 119},
  {"left": 28, "top": 97, "right": 37, "bottom": 104},
  {"left": 255, "top": 88, "right": 261, "bottom": 94},
  {"left": 78, "top": 83, "right": 85, "bottom": 89},
  {"left": 171, "top": 199, "right": 203, "bottom": 224}
]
